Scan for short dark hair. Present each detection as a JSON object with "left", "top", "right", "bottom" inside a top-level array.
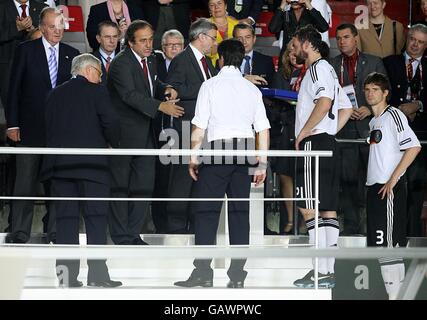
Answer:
[
  {"left": 97, "top": 20, "right": 120, "bottom": 36},
  {"left": 319, "top": 41, "right": 329, "bottom": 59},
  {"left": 126, "top": 20, "right": 153, "bottom": 44},
  {"left": 232, "top": 23, "right": 255, "bottom": 37},
  {"left": 336, "top": 23, "right": 358, "bottom": 37},
  {"left": 293, "top": 25, "right": 323, "bottom": 52},
  {"left": 364, "top": 72, "right": 391, "bottom": 92},
  {"left": 217, "top": 39, "right": 245, "bottom": 68}
]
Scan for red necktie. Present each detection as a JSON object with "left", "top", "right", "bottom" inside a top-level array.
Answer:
[
  {"left": 407, "top": 58, "right": 415, "bottom": 81},
  {"left": 20, "top": 4, "right": 27, "bottom": 18},
  {"left": 106, "top": 56, "right": 111, "bottom": 73},
  {"left": 200, "top": 56, "right": 210, "bottom": 80},
  {"left": 141, "top": 58, "right": 153, "bottom": 96}
]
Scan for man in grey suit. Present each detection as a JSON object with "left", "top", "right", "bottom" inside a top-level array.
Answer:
[
  {"left": 330, "top": 23, "right": 387, "bottom": 235},
  {"left": 107, "top": 20, "right": 184, "bottom": 245}
]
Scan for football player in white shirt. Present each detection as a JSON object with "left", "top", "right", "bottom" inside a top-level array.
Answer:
[
  {"left": 364, "top": 72, "right": 421, "bottom": 300},
  {"left": 292, "top": 25, "right": 353, "bottom": 289}
]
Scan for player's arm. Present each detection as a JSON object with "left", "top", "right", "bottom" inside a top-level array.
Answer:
[
  {"left": 295, "top": 97, "right": 331, "bottom": 150},
  {"left": 337, "top": 108, "right": 353, "bottom": 133},
  {"left": 378, "top": 146, "right": 421, "bottom": 199}
]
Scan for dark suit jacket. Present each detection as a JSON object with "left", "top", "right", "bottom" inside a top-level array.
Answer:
[
  {"left": 252, "top": 50, "right": 274, "bottom": 86},
  {"left": 86, "top": 1, "right": 143, "bottom": 51},
  {"left": 154, "top": 50, "right": 168, "bottom": 82},
  {"left": 166, "top": 45, "right": 217, "bottom": 130},
  {"left": 383, "top": 54, "right": 427, "bottom": 139},
  {"left": 92, "top": 50, "right": 108, "bottom": 85},
  {"left": 135, "top": 0, "right": 191, "bottom": 39},
  {"left": 225, "top": 0, "right": 263, "bottom": 22},
  {"left": 331, "top": 52, "right": 387, "bottom": 138},
  {"left": 107, "top": 46, "right": 169, "bottom": 148},
  {"left": 5, "top": 38, "right": 79, "bottom": 146},
  {"left": 41, "top": 76, "right": 120, "bottom": 185}
]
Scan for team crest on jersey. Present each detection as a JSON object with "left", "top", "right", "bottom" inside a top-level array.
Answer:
[{"left": 369, "top": 130, "right": 382, "bottom": 144}]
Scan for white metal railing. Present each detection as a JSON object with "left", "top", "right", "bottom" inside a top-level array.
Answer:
[{"left": 0, "top": 147, "right": 330, "bottom": 290}]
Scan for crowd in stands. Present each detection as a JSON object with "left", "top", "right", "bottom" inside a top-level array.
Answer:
[{"left": 0, "top": 0, "right": 426, "bottom": 246}]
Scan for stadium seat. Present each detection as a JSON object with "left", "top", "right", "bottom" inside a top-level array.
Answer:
[{"left": 60, "top": 5, "right": 87, "bottom": 53}]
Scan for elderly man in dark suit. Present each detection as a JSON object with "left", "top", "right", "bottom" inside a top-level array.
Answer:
[
  {"left": 0, "top": 0, "right": 47, "bottom": 106},
  {"left": 108, "top": 20, "right": 184, "bottom": 245},
  {"left": 383, "top": 24, "right": 427, "bottom": 237},
  {"left": 330, "top": 23, "right": 387, "bottom": 235},
  {"left": 165, "top": 18, "right": 218, "bottom": 234},
  {"left": 92, "top": 20, "right": 120, "bottom": 85},
  {"left": 42, "top": 53, "right": 122, "bottom": 288},
  {"left": 5, "top": 7, "right": 79, "bottom": 244}
]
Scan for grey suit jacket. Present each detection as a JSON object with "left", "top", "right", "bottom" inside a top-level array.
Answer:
[
  {"left": 107, "top": 46, "right": 168, "bottom": 148},
  {"left": 331, "top": 52, "right": 387, "bottom": 138}
]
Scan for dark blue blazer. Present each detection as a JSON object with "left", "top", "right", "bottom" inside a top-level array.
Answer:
[
  {"left": 41, "top": 76, "right": 120, "bottom": 185},
  {"left": 86, "top": 1, "right": 143, "bottom": 51},
  {"left": 252, "top": 50, "right": 275, "bottom": 86},
  {"left": 5, "top": 38, "right": 79, "bottom": 146}
]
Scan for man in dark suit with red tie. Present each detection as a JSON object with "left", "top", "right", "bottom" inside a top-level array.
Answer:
[
  {"left": 5, "top": 7, "right": 79, "bottom": 244},
  {"left": 107, "top": 20, "right": 184, "bottom": 245},
  {"left": 0, "top": 0, "right": 47, "bottom": 107},
  {"left": 165, "top": 18, "right": 218, "bottom": 234}
]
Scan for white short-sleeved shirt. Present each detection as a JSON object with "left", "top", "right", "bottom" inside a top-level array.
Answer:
[
  {"left": 295, "top": 59, "right": 349, "bottom": 137},
  {"left": 191, "top": 66, "right": 271, "bottom": 142},
  {"left": 366, "top": 106, "right": 421, "bottom": 186}
]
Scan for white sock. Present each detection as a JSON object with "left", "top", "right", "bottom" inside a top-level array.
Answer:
[
  {"left": 323, "top": 218, "right": 340, "bottom": 274},
  {"left": 307, "top": 217, "right": 327, "bottom": 274},
  {"left": 380, "top": 262, "right": 405, "bottom": 300}
]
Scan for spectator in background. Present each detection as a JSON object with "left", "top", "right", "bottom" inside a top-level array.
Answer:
[
  {"left": 330, "top": 23, "right": 387, "bottom": 235},
  {"left": 233, "top": 23, "right": 274, "bottom": 86},
  {"left": 383, "top": 24, "right": 427, "bottom": 237},
  {"left": 86, "top": 0, "right": 143, "bottom": 52},
  {"left": 0, "top": 0, "right": 47, "bottom": 108},
  {"left": 92, "top": 21, "right": 120, "bottom": 85},
  {"left": 128, "top": 0, "right": 191, "bottom": 50},
  {"left": 414, "top": 0, "right": 427, "bottom": 26},
  {"left": 5, "top": 7, "right": 79, "bottom": 244},
  {"left": 152, "top": 29, "right": 184, "bottom": 233},
  {"left": 207, "top": 0, "right": 239, "bottom": 66},
  {"left": 225, "top": 0, "right": 263, "bottom": 26},
  {"left": 269, "top": 0, "right": 329, "bottom": 60},
  {"left": 357, "top": 0, "right": 405, "bottom": 58}
]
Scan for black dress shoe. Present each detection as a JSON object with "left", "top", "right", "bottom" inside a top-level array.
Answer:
[
  {"left": 227, "top": 280, "right": 244, "bottom": 288},
  {"left": 133, "top": 238, "right": 149, "bottom": 245},
  {"left": 60, "top": 280, "right": 83, "bottom": 288},
  {"left": 174, "top": 275, "right": 213, "bottom": 288},
  {"left": 87, "top": 280, "right": 123, "bottom": 288}
]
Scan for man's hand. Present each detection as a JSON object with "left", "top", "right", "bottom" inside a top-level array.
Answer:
[
  {"left": 188, "top": 157, "right": 199, "bottom": 181},
  {"left": 399, "top": 102, "right": 419, "bottom": 120},
  {"left": 295, "top": 129, "right": 312, "bottom": 150},
  {"left": 158, "top": 100, "right": 184, "bottom": 118},
  {"left": 7, "top": 128, "right": 20, "bottom": 142},
  {"left": 351, "top": 106, "right": 372, "bottom": 120},
  {"left": 299, "top": 0, "right": 313, "bottom": 10},
  {"left": 158, "top": 0, "right": 173, "bottom": 4},
  {"left": 378, "top": 175, "right": 398, "bottom": 200},
  {"left": 16, "top": 16, "right": 33, "bottom": 31},
  {"left": 164, "top": 87, "right": 178, "bottom": 100},
  {"left": 244, "top": 74, "right": 268, "bottom": 86}
]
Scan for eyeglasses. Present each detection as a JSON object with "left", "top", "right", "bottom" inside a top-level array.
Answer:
[
  {"left": 90, "top": 65, "right": 103, "bottom": 78},
  {"left": 202, "top": 32, "right": 217, "bottom": 41},
  {"left": 163, "top": 43, "right": 183, "bottom": 49}
]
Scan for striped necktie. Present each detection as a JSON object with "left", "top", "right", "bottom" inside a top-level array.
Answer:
[{"left": 48, "top": 47, "right": 58, "bottom": 88}]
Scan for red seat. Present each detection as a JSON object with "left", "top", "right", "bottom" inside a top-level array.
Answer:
[
  {"left": 58, "top": 5, "right": 84, "bottom": 32},
  {"left": 255, "top": 11, "right": 275, "bottom": 37}
]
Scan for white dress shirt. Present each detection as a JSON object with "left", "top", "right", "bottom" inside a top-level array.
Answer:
[
  {"left": 42, "top": 36, "right": 60, "bottom": 63},
  {"left": 192, "top": 66, "right": 270, "bottom": 142},
  {"left": 14, "top": 0, "right": 30, "bottom": 17},
  {"left": 99, "top": 47, "right": 115, "bottom": 69},
  {"left": 189, "top": 43, "right": 210, "bottom": 81},
  {"left": 131, "top": 49, "right": 153, "bottom": 96}
]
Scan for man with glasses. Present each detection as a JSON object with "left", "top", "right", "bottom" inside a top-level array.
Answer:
[
  {"left": 155, "top": 29, "right": 184, "bottom": 82},
  {"left": 164, "top": 18, "right": 218, "bottom": 234},
  {"left": 92, "top": 21, "right": 120, "bottom": 85},
  {"left": 41, "top": 53, "right": 122, "bottom": 288}
]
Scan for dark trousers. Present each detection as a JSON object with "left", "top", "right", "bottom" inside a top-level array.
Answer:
[
  {"left": 338, "top": 143, "right": 369, "bottom": 234},
  {"left": 152, "top": 157, "right": 171, "bottom": 234},
  {"left": 406, "top": 151, "right": 427, "bottom": 237},
  {"left": 109, "top": 155, "right": 155, "bottom": 244},
  {"left": 166, "top": 163, "right": 194, "bottom": 233},
  {"left": 51, "top": 178, "right": 110, "bottom": 283},
  {"left": 9, "top": 154, "right": 55, "bottom": 242},
  {"left": 192, "top": 165, "right": 251, "bottom": 282}
]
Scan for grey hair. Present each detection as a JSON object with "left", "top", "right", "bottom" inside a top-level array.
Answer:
[
  {"left": 161, "top": 29, "right": 184, "bottom": 46},
  {"left": 188, "top": 18, "right": 217, "bottom": 42},
  {"left": 408, "top": 24, "right": 427, "bottom": 38},
  {"left": 39, "top": 6, "right": 63, "bottom": 27},
  {"left": 71, "top": 53, "right": 101, "bottom": 76}
]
